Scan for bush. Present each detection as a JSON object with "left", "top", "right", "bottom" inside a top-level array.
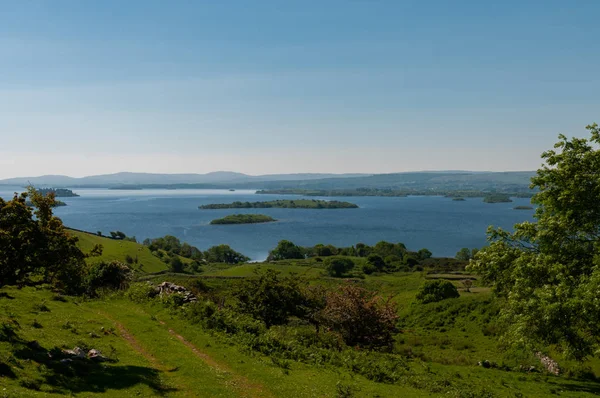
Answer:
[
  {"left": 169, "top": 256, "right": 185, "bottom": 273},
  {"left": 84, "top": 261, "right": 133, "bottom": 296},
  {"left": 204, "top": 244, "right": 249, "bottom": 264},
  {"left": 126, "top": 282, "right": 157, "bottom": 302},
  {"left": 267, "top": 240, "right": 305, "bottom": 261},
  {"left": 415, "top": 280, "right": 460, "bottom": 304},
  {"left": 234, "top": 269, "right": 308, "bottom": 327},
  {"left": 362, "top": 263, "right": 377, "bottom": 275},
  {"left": 321, "top": 284, "right": 398, "bottom": 349},
  {"left": 325, "top": 258, "right": 355, "bottom": 277},
  {"left": 366, "top": 254, "right": 385, "bottom": 272}
]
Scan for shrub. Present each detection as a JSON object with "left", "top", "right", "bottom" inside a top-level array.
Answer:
[
  {"left": 415, "top": 280, "right": 460, "bottom": 304},
  {"left": 204, "top": 244, "right": 249, "bottom": 264},
  {"left": 84, "top": 261, "right": 133, "bottom": 296},
  {"left": 325, "top": 258, "right": 355, "bottom": 277},
  {"left": 362, "top": 263, "right": 377, "bottom": 275},
  {"left": 234, "top": 269, "right": 307, "bottom": 327},
  {"left": 126, "top": 282, "right": 156, "bottom": 303},
  {"left": 267, "top": 240, "right": 305, "bottom": 261},
  {"left": 169, "top": 256, "right": 185, "bottom": 273},
  {"left": 366, "top": 254, "right": 385, "bottom": 272},
  {"left": 321, "top": 284, "right": 398, "bottom": 349}
]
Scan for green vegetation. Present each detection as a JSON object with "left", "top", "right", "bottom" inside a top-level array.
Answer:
[
  {"left": 256, "top": 188, "right": 535, "bottom": 198},
  {"left": 35, "top": 188, "right": 80, "bottom": 197},
  {"left": 483, "top": 193, "right": 513, "bottom": 203},
  {"left": 470, "top": 123, "right": 600, "bottom": 360},
  {"left": 514, "top": 205, "right": 534, "bottom": 210},
  {"left": 3, "top": 124, "right": 600, "bottom": 396},
  {"left": 200, "top": 199, "right": 358, "bottom": 209},
  {"left": 210, "top": 214, "right": 277, "bottom": 224}
]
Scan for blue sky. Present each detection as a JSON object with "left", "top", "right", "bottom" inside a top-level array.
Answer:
[{"left": 1, "top": 0, "right": 598, "bottom": 178}]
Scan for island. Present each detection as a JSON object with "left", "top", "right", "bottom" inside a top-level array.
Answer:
[
  {"left": 483, "top": 194, "right": 513, "bottom": 203},
  {"left": 26, "top": 200, "right": 67, "bottom": 207},
  {"left": 36, "top": 188, "right": 79, "bottom": 197},
  {"left": 514, "top": 205, "right": 534, "bottom": 210},
  {"left": 452, "top": 197, "right": 466, "bottom": 201},
  {"left": 210, "top": 214, "right": 277, "bottom": 225},
  {"left": 199, "top": 199, "right": 359, "bottom": 209}
]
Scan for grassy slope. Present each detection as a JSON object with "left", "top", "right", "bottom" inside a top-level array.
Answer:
[
  {"left": 3, "top": 260, "right": 600, "bottom": 397},
  {"left": 69, "top": 229, "right": 170, "bottom": 273}
]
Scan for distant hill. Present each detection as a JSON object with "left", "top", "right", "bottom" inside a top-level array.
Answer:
[
  {"left": 0, "top": 170, "right": 536, "bottom": 193},
  {"left": 0, "top": 171, "right": 368, "bottom": 187}
]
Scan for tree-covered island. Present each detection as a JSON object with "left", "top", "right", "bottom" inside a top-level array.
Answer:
[
  {"left": 35, "top": 188, "right": 79, "bottom": 197},
  {"left": 199, "top": 199, "right": 358, "bottom": 209},
  {"left": 210, "top": 214, "right": 277, "bottom": 224},
  {"left": 482, "top": 193, "right": 513, "bottom": 203}
]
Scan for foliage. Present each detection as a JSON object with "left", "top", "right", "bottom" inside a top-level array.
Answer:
[
  {"left": 325, "top": 258, "right": 355, "bottom": 277},
  {"left": 483, "top": 194, "right": 513, "bottom": 203},
  {"left": 321, "top": 284, "right": 398, "bottom": 349},
  {"left": 210, "top": 214, "right": 276, "bottom": 224},
  {"left": 417, "top": 248, "right": 432, "bottom": 260},
  {"left": 455, "top": 248, "right": 473, "bottom": 261},
  {"left": 415, "top": 280, "right": 460, "bottom": 304},
  {"left": 366, "top": 254, "right": 386, "bottom": 272},
  {"left": 203, "top": 244, "right": 249, "bottom": 264},
  {"left": 169, "top": 256, "right": 185, "bottom": 273},
  {"left": 143, "top": 235, "right": 203, "bottom": 260},
  {"left": 234, "top": 269, "right": 308, "bottom": 327},
  {"left": 199, "top": 199, "right": 359, "bottom": 209},
  {"left": 0, "top": 188, "right": 86, "bottom": 293},
  {"left": 469, "top": 123, "right": 600, "bottom": 360},
  {"left": 267, "top": 240, "right": 305, "bottom": 261},
  {"left": 84, "top": 260, "right": 133, "bottom": 295}
]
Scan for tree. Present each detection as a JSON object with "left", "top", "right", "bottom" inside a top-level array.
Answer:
[
  {"left": 325, "top": 258, "right": 354, "bottom": 277},
  {"left": 234, "top": 269, "right": 306, "bottom": 327},
  {"left": 267, "top": 240, "right": 304, "bottom": 261},
  {"left": 417, "top": 248, "right": 432, "bottom": 260},
  {"left": 203, "top": 244, "right": 249, "bottom": 264},
  {"left": 366, "top": 254, "right": 386, "bottom": 272},
  {"left": 455, "top": 248, "right": 472, "bottom": 261},
  {"left": 169, "top": 256, "right": 185, "bottom": 273},
  {"left": 84, "top": 260, "right": 133, "bottom": 296},
  {"left": 468, "top": 123, "right": 600, "bottom": 360},
  {"left": 415, "top": 280, "right": 460, "bottom": 304},
  {"left": 0, "top": 188, "right": 86, "bottom": 293}
]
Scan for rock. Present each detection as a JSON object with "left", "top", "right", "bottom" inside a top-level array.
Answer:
[
  {"left": 88, "top": 349, "right": 106, "bottom": 361},
  {"left": 536, "top": 352, "right": 560, "bottom": 375},
  {"left": 62, "top": 346, "right": 86, "bottom": 359},
  {"left": 60, "top": 358, "right": 73, "bottom": 364},
  {"left": 156, "top": 281, "right": 198, "bottom": 305}
]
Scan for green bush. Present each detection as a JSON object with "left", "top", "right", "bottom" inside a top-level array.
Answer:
[
  {"left": 362, "top": 263, "right": 377, "bottom": 275},
  {"left": 126, "top": 282, "right": 156, "bottom": 303},
  {"left": 84, "top": 260, "right": 133, "bottom": 296},
  {"left": 325, "top": 258, "right": 355, "bottom": 277},
  {"left": 415, "top": 280, "right": 460, "bottom": 304}
]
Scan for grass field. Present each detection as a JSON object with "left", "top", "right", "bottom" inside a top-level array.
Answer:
[
  {"left": 2, "top": 245, "right": 600, "bottom": 397},
  {"left": 69, "top": 229, "right": 170, "bottom": 273}
]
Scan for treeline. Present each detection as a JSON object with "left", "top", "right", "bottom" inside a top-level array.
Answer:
[
  {"left": 35, "top": 188, "right": 80, "bottom": 197},
  {"left": 142, "top": 235, "right": 249, "bottom": 271},
  {"left": 200, "top": 199, "right": 358, "bottom": 209},
  {"left": 256, "top": 188, "right": 535, "bottom": 199}
]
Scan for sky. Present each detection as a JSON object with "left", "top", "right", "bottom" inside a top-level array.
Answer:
[{"left": 1, "top": 0, "right": 599, "bottom": 178}]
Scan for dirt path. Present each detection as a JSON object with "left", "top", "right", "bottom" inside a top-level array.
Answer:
[
  {"left": 98, "top": 309, "right": 271, "bottom": 398},
  {"left": 158, "top": 320, "right": 272, "bottom": 398}
]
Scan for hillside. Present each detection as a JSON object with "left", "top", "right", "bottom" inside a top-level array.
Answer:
[
  {"left": 2, "top": 262, "right": 599, "bottom": 397},
  {"left": 69, "top": 229, "right": 170, "bottom": 273}
]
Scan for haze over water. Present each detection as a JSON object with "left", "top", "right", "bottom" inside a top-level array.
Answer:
[{"left": 0, "top": 187, "right": 535, "bottom": 260}]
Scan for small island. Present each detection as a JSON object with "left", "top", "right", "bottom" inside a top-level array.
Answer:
[
  {"left": 36, "top": 188, "right": 79, "bottom": 197},
  {"left": 514, "top": 205, "right": 534, "bottom": 210},
  {"left": 483, "top": 194, "right": 512, "bottom": 203},
  {"left": 452, "top": 197, "right": 466, "bottom": 201},
  {"left": 210, "top": 214, "right": 277, "bottom": 225},
  {"left": 200, "top": 199, "right": 359, "bottom": 209},
  {"left": 26, "top": 200, "right": 67, "bottom": 208}
]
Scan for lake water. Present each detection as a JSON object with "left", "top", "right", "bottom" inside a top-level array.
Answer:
[{"left": 0, "top": 186, "right": 535, "bottom": 260}]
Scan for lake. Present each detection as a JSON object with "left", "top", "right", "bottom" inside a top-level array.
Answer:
[{"left": 0, "top": 186, "right": 535, "bottom": 260}]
